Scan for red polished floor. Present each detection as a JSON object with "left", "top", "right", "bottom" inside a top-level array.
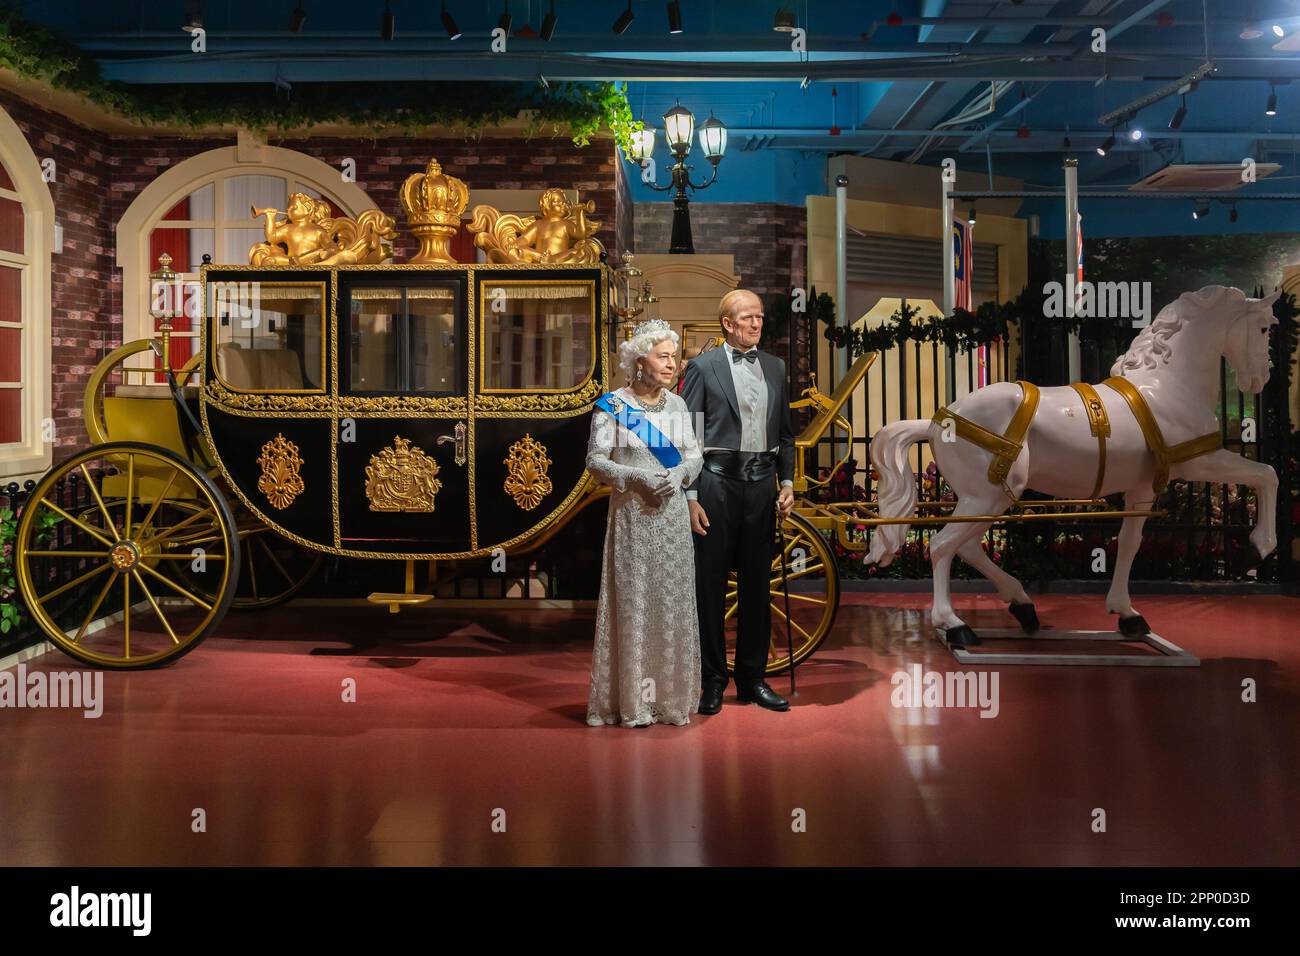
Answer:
[{"left": 1, "top": 592, "right": 1297, "bottom": 866}]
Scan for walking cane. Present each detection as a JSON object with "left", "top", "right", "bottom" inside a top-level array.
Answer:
[{"left": 775, "top": 501, "right": 796, "bottom": 697}]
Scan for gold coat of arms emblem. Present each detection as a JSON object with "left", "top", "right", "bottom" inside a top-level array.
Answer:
[
  {"left": 503, "top": 433, "right": 553, "bottom": 510},
  {"left": 256, "top": 433, "right": 305, "bottom": 510},
  {"left": 366, "top": 435, "right": 442, "bottom": 512}
]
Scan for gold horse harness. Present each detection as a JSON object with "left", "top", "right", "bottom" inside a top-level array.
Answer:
[{"left": 931, "top": 378, "right": 1221, "bottom": 498}]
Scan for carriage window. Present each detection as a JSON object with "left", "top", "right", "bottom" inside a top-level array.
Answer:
[
  {"left": 347, "top": 284, "right": 459, "bottom": 394},
  {"left": 481, "top": 281, "right": 594, "bottom": 392},
  {"left": 210, "top": 281, "right": 325, "bottom": 392}
]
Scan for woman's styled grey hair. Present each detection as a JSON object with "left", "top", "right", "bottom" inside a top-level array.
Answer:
[{"left": 617, "top": 318, "right": 680, "bottom": 381}]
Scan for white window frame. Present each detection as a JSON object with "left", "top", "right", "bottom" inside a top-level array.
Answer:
[{"left": 0, "top": 105, "right": 54, "bottom": 481}]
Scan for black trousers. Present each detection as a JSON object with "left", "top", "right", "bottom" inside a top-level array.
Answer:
[{"left": 693, "top": 468, "right": 777, "bottom": 688}]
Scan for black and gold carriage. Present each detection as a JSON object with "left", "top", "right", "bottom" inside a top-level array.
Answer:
[{"left": 13, "top": 161, "right": 845, "bottom": 672}]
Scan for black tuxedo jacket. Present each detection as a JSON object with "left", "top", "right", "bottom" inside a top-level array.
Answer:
[{"left": 679, "top": 343, "right": 795, "bottom": 492}]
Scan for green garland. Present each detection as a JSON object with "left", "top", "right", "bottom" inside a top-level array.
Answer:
[
  {"left": 0, "top": 5, "right": 641, "bottom": 153},
  {"left": 814, "top": 287, "right": 1017, "bottom": 355}
]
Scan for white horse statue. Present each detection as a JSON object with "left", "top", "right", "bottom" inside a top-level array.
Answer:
[{"left": 865, "top": 285, "right": 1280, "bottom": 646}]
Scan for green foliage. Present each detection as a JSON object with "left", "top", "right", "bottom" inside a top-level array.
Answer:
[
  {"left": 0, "top": 7, "right": 640, "bottom": 153},
  {"left": 820, "top": 295, "right": 1018, "bottom": 356},
  {"left": 0, "top": 505, "right": 59, "bottom": 636}
]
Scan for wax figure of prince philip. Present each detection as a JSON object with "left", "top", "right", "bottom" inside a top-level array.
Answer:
[{"left": 681, "top": 289, "right": 795, "bottom": 715}]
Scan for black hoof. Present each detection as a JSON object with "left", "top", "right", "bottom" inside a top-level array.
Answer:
[
  {"left": 1247, "top": 544, "right": 1275, "bottom": 569},
  {"left": 944, "top": 625, "right": 982, "bottom": 648},
  {"left": 1118, "top": 614, "right": 1150, "bottom": 638},
  {"left": 1009, "top": 601, "right": 1040, "bottom": 634}
]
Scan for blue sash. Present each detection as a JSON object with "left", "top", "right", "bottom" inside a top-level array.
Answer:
[{"left": 594, "top": 392, "right": 683, "bottom": 469}]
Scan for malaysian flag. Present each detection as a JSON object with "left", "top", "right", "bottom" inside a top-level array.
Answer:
[{"left": 952, "top": 218, "right": 972, "bottom": 311}]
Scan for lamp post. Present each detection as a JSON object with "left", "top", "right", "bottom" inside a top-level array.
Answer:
[{"left": 628, "top": 103, "right": 727, "bottom": 254}]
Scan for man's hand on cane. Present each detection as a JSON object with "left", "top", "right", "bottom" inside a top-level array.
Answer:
[{"left": 776, "top": 485, "right": 794, "bottom": 520}]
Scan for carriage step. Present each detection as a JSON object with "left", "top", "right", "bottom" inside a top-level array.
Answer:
[{"left": 367, "top": 592, "right": 434, "bottom": 614}]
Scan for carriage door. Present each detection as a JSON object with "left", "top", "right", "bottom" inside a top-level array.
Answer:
[
  {"left": 470, "top": 269, "right": 605, "bottom": 554},
  {"left": 336, "top": 273, "right": 473, "bottom": 554}
]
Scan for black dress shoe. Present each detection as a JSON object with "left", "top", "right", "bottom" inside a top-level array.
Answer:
[
  {"left": 698, "top": 682, "right": 724, "bottom": 715},
  {"left": 736, "top": 681, "right": 790, "bottom": 711}
]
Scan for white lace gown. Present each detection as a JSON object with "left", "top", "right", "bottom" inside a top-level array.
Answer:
[{"left": 585, "top": 388, "right": 704, "bottom": 727}]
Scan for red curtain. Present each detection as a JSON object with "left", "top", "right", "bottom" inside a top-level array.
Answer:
[{"left": 149, "top": 198, "right": 193, "bottom": 381}]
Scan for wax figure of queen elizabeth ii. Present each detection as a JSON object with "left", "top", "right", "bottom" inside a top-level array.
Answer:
[{"left": 584, "top": 319, "right": 704, "bottom": 727}]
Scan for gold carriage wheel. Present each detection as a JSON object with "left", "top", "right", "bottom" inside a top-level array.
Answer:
[
  {"left": 724, "top": 511, "right": 840, "bottom": 676},
  {"left": 14, "top": 442, "right": 240, "bottom": 669},
  {"left": 83, "top": 339, "right": 202, "bottom": 446}
]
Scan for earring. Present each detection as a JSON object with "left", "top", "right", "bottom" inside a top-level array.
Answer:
[{"left": 636, "top": 366, "right": 643, "bottom": 381}]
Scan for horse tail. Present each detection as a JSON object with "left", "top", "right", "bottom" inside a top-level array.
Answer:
[{"left": 864, "top": 418, "right": 931, "bottom": 566}]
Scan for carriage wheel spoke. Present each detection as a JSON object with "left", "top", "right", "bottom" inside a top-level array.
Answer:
[
  {"left": 136, "top": 562, "right": 213, "bottom": 612},
  {"left": 38, "top": 499, "right": 115, "bottom": 548},
  {"left": 131, "top": 570, "right": 181, "bottom": 645},
  {"left": 137, "top": 507, "right": 216, "bottom": 549},
  {"left": 37, "top": 561, "right": 112, "bottom": 605},
  {"left": 72, "top": 570, "right": 119, "bottom": 645},
  {"left": 723, "top": 601, "right": 739, "bottom": 622},
  {"left": 124, "top": 454, "right": 135, "bottom": 538},
  {"left": 257, "top": 536, "right": 297, "bottom": 588},
  {"left": 79, "top": 464, "right": 118, "bottom": 536},
  {"left": 769, "top": 561, "right": 826, "bottom": 586},
  {"left": 24, "top": 550, "right": 111, "bottom": 559},
  {"left": 770, "top": 601, "right": 814, "bottom": 645},
  {"left": 136, "top": 467, "right": 181, "bottom": 537},
  {"left": 245, "top": 536, "right": 260, "bottom": 599},
  {"left": 122, "top": 572, "right": 131, "bottom": 660},
  {"left": 779, "top": 591, "right": 827, "bottom": 606}
]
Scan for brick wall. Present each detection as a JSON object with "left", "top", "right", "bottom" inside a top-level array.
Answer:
[{"left": 0, "top": 86, "right": 621, "bottom": 461}]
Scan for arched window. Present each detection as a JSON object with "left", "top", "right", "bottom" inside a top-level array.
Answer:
[
  {"left": 0, "top": 106, "right": 54, "bottom": 479},
  {"left": 116, "top": 143, "right": 381, "bottom": 376}
]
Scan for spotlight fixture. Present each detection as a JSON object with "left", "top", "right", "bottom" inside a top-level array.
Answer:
[
  {"left": 288, "top": 1, "right": 306, "bottom": 32},
  {"left": 380, "top": 0, "right": 395, "bottom": 40},
  {"left": 442, "top": 1, "right": 461, "bottom": 40},
  {"left": 1169, "top": 95, "right": 1187, "bottom": 130},
  {"left": 538, "top": 74, "right": 550, "bottom": 91},
  {"left": 667, "top": 0, "right": 683, "bottom": 34},
  {"left": 967, "top": 207, "right": 977, "bottom": 226},
  {"left": 1192, "top": 204, "right": 1210, "bottom": 220},
  {"left": 800, "top": 76, "right": 810, "bottom": 90},
  {"left": 1129, "top": 127, "right": 1143, "bottom": 141},
  {"left": 1266, "top": 85, "right": 1278, "bottom": 116},
  {"left": 498, "top": 1, "right": 512, "bottom": 34},
  {"left": 613, "top": 1, "right": 633, "bottom": 34},
  {"left": 774, "top": 8, "right": 796, "bottom": 32},
  {"left": 183, "top": 0, "right": 203, "bottom": 31},
  {"left": 1230, "top": 204, "right": 1239, "bottom": 223},
  {"left": 1096, "top": 131, "right": 1117, "bottom": 156},
  {"left": 1272, "top": 24, "right": 1285, "bottom": 38},
  {"left": 540, "top": 0, "right": 556, "bottom": 40},
  {"left": 1240, "top": 24, "right": 1263, "bottom": 39}
]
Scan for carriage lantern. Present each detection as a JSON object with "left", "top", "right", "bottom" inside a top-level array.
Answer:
[
  {"left": 148, "top": 251, "right": 179, "bottom": 373},
  {"left": 610, "top": 251, "right": 647, "bottom": 340}
]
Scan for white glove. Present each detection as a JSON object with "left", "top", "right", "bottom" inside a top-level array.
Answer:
[{"left": 646, "top": 470, "right": 676, "bottom": 500}]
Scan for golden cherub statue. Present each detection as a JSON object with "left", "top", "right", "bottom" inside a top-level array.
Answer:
[
  {"left": 249, "top": 192, "right": 396, "bottom": 267},
  {"left": 468, "top": 187, "right": 604, "bottom": 265}
]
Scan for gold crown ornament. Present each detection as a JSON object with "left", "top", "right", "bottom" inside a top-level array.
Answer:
[{"left": 399, "top": 158, "right": 470, "bottom": 264}]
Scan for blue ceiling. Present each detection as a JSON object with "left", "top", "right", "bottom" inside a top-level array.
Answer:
[{"left": 13, "top": 0, "right": 1300, "bottom": 234}]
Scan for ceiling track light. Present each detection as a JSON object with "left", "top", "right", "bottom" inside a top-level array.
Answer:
[
  {"left": 1192, "top": 204, "right": 1211, "bottom": 220},
  {"left": 183, "top": 0, "right": 203, "bottom": 31},
  {"left": 1272, "top": 24, "right": 1285, "bottom": 38},
  {"left": 288, "top": 1, "right": 306, "bottom": 32},
  {"left": 1169, "top": 94, "right": 1187, "bottom": 130},
  {"left": 774, "top": 8, "right": 796, "bottom": 32},
  {"left": 1266, "top": 84, "right": 1278, "bottom": 117},
  {"left": 380, "top": 0, "right": 395, "bottom": 40},
  {"left": 498, "top": 1, "right": 512, "bottom": 34},
  {"left": 1096, "top": 131, "right": 1117, "bottom": 157},
  {"left": 667, "top": 0, "right": 683, "bottom": 34},
  {"left": 613, "top": 1, "right": 633, "bottom": 34},
  {"left": 967, "top": 206, "right": 977, "bottom": 226},
  {"left": 1129, "top": 127, "right": 1143, "bottom": 141},
  {"left": 441, "top": 1, "right": 461, "bottom": 40},
  {"left": 540, "top": 0, "right": 556, "bottom": 40}
]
